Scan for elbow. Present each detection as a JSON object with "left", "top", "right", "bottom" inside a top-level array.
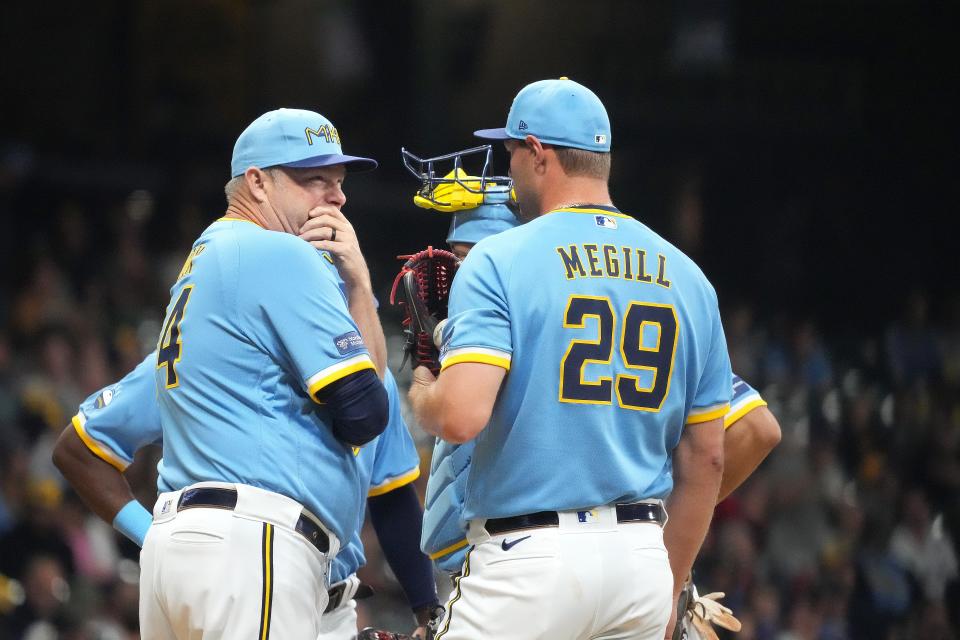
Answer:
[
  {"left": 51, "top": 426, "right": 74, "bottom": 474},
  {"left": 756, "top": 407, "right": 782, "bottom": 454},
  {"left": 331, "top": 383, "right": 389, "bottom": 447},
  {"left": 440, "top": 423, "right": 476, "bottom": 445},
  {"left": 438, "top": 403, "right": 489, "bottom": 444},
  {"left": 710, "top": 448, "right": 725, "bottom": 478},
  {"left": 698, "top": 434, "right": 725, "bottom": 480},
  {"left": 704, "top": 441, "right": 725, "bottom": 478},
  {"left": 51, "top": 441, "right": 67, "bottom": 474}
]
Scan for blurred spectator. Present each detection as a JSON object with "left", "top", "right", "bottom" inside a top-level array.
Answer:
[
  {"left": 888, "top": 489, "right": 958, "bottom": 602},
  {"left": 4, "top": 555, "right": 70, "bottom": 640},
  {"left": 0, "top": 444, "right": 29, "bottom": 536},
  {"left": 0, "top": 480, "right": 74, "bottom": 582},
  {"left": 886, "top": 291, "right": 942, "bottom": 388}
]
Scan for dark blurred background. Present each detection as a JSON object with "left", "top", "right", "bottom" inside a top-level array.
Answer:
[{"left": 0, "top": 1, "right": 957, "bottom": 639}]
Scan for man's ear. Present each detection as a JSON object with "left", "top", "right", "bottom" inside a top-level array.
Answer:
[
  {"left": 525, "top": 135, "right": 548, "bottom": 174},
  {"left": 245, "top": 167, "right": 269, "bottom": 203}
]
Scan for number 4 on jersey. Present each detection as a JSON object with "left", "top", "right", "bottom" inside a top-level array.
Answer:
[{"left": 157, "top": 286, "right": 194, "bottom": 388}]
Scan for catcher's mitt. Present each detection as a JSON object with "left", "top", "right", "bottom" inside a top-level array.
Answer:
[
  {"left": 389, "top": 247, "right": 461, "bottom": 375},
  {"left": 672, "top": 581, "right": 742, "bottom": 640}
]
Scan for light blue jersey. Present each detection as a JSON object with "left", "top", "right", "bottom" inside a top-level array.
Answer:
[
  {"left": 725, "top": 374, "right": 767, "bottom": 429},
  {"left": 439, "top": 205, "right": 732, "bottom": 522},
  {"left": 423, "top": 372, "right": 761, "bottom": 572},
  {"left": 72, "top": 355, "right": 419, "bottom": 583},
  {"left": 72, "top": 354, "right": 163, "bottom": 472},
  {"left": 154, "top": 218, "right": 379, "bottom": 544}
]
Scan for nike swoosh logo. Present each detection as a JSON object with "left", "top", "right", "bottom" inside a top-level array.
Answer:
[{"left": 500, "top": 535, "right": 532, "bottom": 551}]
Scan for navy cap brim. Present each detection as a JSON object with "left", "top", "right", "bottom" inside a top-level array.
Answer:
[
  {"left": 473, "top": 127, "right": 515, "bottom": 141},
  {"left": 282, "top": 153, "right": 378, "bottom": 173}
]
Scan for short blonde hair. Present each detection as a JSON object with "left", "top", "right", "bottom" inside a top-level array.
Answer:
[
  {"left": 223, "top": 167, "right": 281, "bottom": 203},
  {"left": 555, "top": 147, "right": 611, "bottom": 180},
  {"left": 223, "top": 176, "right": 243, "bottom": 202}
]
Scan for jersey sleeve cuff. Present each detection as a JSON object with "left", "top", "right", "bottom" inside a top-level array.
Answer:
[
  {"left": 428, "top": 537, "right": 470, "bottom": 561},
  {"left": 71, "top": 414, "right": 131, "bottom": 472},
  {"left": 440, "top": 347, "right": 512, "bottom": 372},
  {"left": 367, "top": 466, "right": 421, "bottom": 497},
  {"left": 686, "top": 403, "right": 730, "bottom": 425},
  {"left": 724, "top": 397, "right": 768, "bottom": 429},
  {"left": 306, "top": 354, "right": 377, "bottom": 400}
]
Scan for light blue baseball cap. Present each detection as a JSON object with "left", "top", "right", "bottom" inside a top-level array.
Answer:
[
  {"left": 446, "top": 204, "right": 519, "bottom": 245},
  {"left": 230, "top": 108, "right": 377, "bottom": 177},
  {"left": 474, "top": 77, "right": 611, "bottom": 152}
]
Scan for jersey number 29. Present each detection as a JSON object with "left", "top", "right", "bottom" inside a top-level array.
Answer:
[
  {"left": 559, "top": 295, "right": 678, "bottom": 411},
  {"left": 157, "top": 286, "right": 193, "bottom": 388}
]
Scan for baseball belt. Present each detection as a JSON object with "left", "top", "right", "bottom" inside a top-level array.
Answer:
[
  {"left": 485, "top": 502, "right": 665, "bottom": 536},
  {"left": 177, "top": 487, "right": 330, "bottom": 553}
]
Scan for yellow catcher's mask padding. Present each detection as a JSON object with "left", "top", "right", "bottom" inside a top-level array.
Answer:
[{"left": 414, "top": 168, "right": 512, "bottom": 213}]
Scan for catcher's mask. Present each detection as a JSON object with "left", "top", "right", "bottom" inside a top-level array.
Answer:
[{"left": 401, "top": 145, "right": 513, "bottom": 212}]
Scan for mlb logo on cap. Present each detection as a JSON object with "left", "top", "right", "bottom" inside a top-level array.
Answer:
[{"left": 475, "top": 77, "right": 612, "bottom": 152}]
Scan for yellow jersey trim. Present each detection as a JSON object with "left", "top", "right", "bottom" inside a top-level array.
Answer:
[
  {"left": 551, "top": 207, "right": 632, "bottom": 219},
  {"left": 724, "top": 397, "right": 768, "bottom": 429},
  {"left": 429, "top": 537, "right": 470, "bottom": 560},
  {"left": 367, "top": 467, "right": 421, "bottom": 497},
  {"left": 306, "top": 355, "right": 376, "bottom": 400},
  {"left": 71, "top": 414, "right": 129, "bottom": 472},
  {"left": 216, "top": 216, "right": 263, "bottom": 228},
  {"left": 440, "top": 347, "right": 512, "bottom": 372},
  {"left": 686, "top": 403, "right": 730, "bottom": 425}
]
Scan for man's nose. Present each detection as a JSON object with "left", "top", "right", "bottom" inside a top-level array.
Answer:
[{"left": 328, "top": 184, "right": 346, "bottom": 207}]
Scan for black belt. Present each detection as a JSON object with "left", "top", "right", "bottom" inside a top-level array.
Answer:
[
  {"left": 485, "top": 503, "right": 665, "bottom": 536},
  {"left": 324, "top": 581, "right": 375, "bottom": 614},
  {"left": 177, "top": 487, "right": 330, "bottom": 553}
]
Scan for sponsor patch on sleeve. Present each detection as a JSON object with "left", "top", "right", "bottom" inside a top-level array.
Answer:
[{"left": 334, "top": 331, "right": 366, "bottom": 355}]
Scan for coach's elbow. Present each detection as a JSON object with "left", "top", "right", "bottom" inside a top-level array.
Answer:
[{"left": 331, "top": 382, "right": 389, "bottom": 447}]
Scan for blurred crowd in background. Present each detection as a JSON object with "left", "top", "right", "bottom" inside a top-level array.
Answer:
[
  {"left": 0, "top": 190, "right": 957, "bottom": 640},
  {"left": 1, "top": 1, "right": 955, "bottom": 638}
]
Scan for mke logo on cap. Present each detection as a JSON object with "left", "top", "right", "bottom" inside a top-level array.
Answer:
[{"left": 305, "top": 124, "right": 341, "bottom": 146}]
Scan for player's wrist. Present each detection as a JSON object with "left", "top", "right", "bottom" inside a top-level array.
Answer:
[
  {"left": 412, "top": 602, "right": 444, "bottom": 627},
  {"left": 112, "top": 499, "right": 153, "bottom": 547}
]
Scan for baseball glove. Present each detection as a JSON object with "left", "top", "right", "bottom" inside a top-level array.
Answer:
[
  {"left": 672, "top": 581, "right": 742, "bottom": 640},
  {"left": 389, "top": 246, "right": 461, "bottom": 375}
]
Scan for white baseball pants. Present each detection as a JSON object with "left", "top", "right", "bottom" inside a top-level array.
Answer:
[
  {"left": 434, "top": 505, "right": 673, "bottom": 640},
  {"left": 139, "top": 482, "right": 338, "bottom": 640}
]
